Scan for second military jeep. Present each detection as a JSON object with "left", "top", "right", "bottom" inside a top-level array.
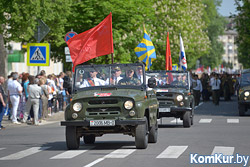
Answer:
[
  {"left": 61, "top": 63, "right": 159, "bottom": 149},
  {"left": 146, "top": 71, "right": 194, "bottom": 127},
  {"left": 238, "top": 69, "right": 250, "bottom": 116}
]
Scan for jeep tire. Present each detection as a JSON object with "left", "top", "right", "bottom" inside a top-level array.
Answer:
[
  {"left": 135, "top": 117, "right": 148, "bottom": 149},
  {"left": 183, "top": 111, "right": 191, "bottom": 128},
  {"left": 238, "top": 104, "right": 245, "bottom": 116},
  {"left": 84, "top": 135, "right": 96, "bottom": 144},
  {"left": 66, "top": 126, "right": 80, "bottom": 150},
  {"left": 148, "top": 121, "right": 158, "bottom": 143}
]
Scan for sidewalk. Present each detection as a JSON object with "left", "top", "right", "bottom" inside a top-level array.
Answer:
[{"left": 1, "top": 111, "right": 65, "bottom": 128}]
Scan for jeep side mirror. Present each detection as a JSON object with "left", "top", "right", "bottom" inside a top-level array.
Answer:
[{"left": 148, "top": 77, "right": 156, "bottom": 88}]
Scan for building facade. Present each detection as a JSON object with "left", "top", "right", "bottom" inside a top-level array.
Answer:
[{"left": 218, "top": 17, "right": 242, "bottom": 72}]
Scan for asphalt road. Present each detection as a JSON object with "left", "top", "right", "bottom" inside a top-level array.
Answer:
[{"left": 0, "top": 96, "right": 250, "bottom": 167}]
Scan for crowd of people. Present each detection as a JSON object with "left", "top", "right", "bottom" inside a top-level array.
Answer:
[
  {"left": 0, "top": 70, "right": 72, "bottom": 129},
  {"left": 191, "top": 72, "right": 239, "bottom": 106},
  {"left": 0, "top": 67, "right": 240, "bottom": 130}
]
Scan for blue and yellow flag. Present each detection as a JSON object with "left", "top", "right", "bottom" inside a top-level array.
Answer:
[{"left": 134, "top": 28, "right": 156, "bottom": 70}]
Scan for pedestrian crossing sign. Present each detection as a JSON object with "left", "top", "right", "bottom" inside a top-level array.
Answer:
[{"left": 27, "top": 43, "right": 50, "bottom": 66}]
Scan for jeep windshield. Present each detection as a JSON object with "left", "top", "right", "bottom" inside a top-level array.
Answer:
[
  {"left": 240, "top": 72, "right": 250, "bottom": 87},
  {"left": 146, "top": 71, "right": 189, "bottom": 89},
  {"left": 74, "top": 64, "right": 144, "bottom": 89}
]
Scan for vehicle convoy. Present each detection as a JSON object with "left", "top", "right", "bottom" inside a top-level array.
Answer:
[
  {"left": 61, "top": 63, "right": 159, "bottom": 149},
  {"left": 146, "top": 71, "right": 194, "bottom": 127},
  {"left": 238, "top": 69, "right": 250, "bottom": 116}
]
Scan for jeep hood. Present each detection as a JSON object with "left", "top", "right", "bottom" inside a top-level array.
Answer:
[
  {"left": 73, "top": 89, "right": 145, "bottom": 101},
  {"left": 155, "top": 87, "right": 189, "bottom": 94},
  {"left": 240, "top": 85, "right": 250, "bottom": 91}
]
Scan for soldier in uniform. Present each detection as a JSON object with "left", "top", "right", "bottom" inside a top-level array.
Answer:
[
  {"left": 171, "top": 74, "right": 186, "bottom": 86},
  {"left": 118, "top": 69, "right": 141, "bottom": 86}
]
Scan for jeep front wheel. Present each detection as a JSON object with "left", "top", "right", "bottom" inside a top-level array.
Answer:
[
  {"left": 135, "top": 117, "right": 148, "bottom": 149},
  {"left": 148, "top": 121, "right": 158, "bottom": 143},
  {"left": 238, "top": 104, "right": 245, "bottom": 116},
  {"left": 66, "top": 126, "right": 80, "bottom": 150},
  {"left": 84, "top": 135, "right": 96, "bottom": 144},
  {"left": 183, "top": 111, "right": 191, "bottom": 128}
]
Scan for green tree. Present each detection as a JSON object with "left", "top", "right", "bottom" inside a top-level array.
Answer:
[
  {"left": 149, "top": 0, "right": 210, "bottom": 70},
  {"left": 200, "top": 0, "right": 226, "bottom": 69},
  {"left": 234, "top": 0, "right": 250, "bottom": 68},
  {"left": 0, "top": 0, "right": 71, "bottom": 77},
  {"left": 61, "top": 0, "right": 154, "bottom": 69}
]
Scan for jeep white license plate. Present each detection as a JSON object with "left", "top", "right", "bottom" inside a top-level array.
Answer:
[
  {"left": 90, "top": 120, "right": 115, "bottom": 127},
  {"left": 159, "top": 108, "right": 170, "bottom": 112}
]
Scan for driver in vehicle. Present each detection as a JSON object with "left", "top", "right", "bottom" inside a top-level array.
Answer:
[
  {"left": 118, "top": 69, "right": 141, "bottom": 86},
  {"left": 80, "top": 69, "right": 106, "bottom": 88}
]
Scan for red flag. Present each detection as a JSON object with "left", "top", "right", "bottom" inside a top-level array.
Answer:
[
  {"left": 166, "top": 32, "right": 172, "bottom": 70},
  {"left": 67, "top": 13, "right": 113, "bottom": 71},
  {"left": 201, "top": 65, "right": 204, "bottom": 72}
]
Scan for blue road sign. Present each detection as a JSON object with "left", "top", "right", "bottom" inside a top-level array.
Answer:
[
  {"left": 27, "top": 43, "right": 50, "bottom": 66},
  {"left": 65, "top": 31, "right": 77, "bottom": 42}
]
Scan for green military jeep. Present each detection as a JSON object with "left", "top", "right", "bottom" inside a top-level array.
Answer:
[
  {"left": 238, "top": 69, "right": 250, "bottom": 116},
  {"left": 61, "top": 63, "right": 159, "bottom": 149},
  {"left": 146, "top": 71, "right": 194, "bottom": 127}
]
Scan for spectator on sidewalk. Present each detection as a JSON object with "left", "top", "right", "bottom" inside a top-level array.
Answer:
[
  {"left": 0, "top": 76, "right": 7, "bottom": 130},
  {"left": 22, "top": 76, "right": 42, "bottom": 126},
  {"left": 40, "top": 77, "right": 49, "bottom": 120},
  {"left": 57, "top": 72, "right": 65, "bottom": 110},
  {"left": 7, "top": 73, "right": 22, "bottom": 124}
]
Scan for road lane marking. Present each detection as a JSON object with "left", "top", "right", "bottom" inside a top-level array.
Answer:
[
  {"left": 50, "top": 146, "right": 94, "bottom": 159},
  {"left": 199, "top": 119, "right": 212, "bottom": 123},
  {"left": 211, "top": 146, "right": 234, "bottom": 155},
  {"left": 83, "top": 148, "right": 136, "bottom": 167},
  {"left": 51, "top": 150, "right": 88, "bottom": 159},
  {"left": 194, "top": 102, "right": 203, "bottom": 109},
  {"left": 83, "top": 158, "right": 105, "bottom": 167},
  {"left": 227, "top": 119, "right": 239, "bottom": 123},
  {"left": 170, "top": 118, "right": 183, "bottom": 123},
  {"left": 0, "top": 148, "right": 6, "bottom": 151},
  {"left": 104, "top": 149, "right": 136, "bottom": 158},
  {"left": 0, "top": 147, "right": 50, "bottom": 160},
  {"left": 156, "top": 146, "right": 188, "bottom": 158}
]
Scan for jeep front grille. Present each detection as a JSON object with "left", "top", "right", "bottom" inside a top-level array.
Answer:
[
  {"left": 88, "top": 99, "right": 118, "bottom": 105},
  {"left": 159, "top": 100, "right": 174, "bottom": 105},
  {"left": 86, "top": 107, "right": 121, "bottom": 116},
  {"left": 156, "top": 92, "right": 173, "bottom": 97}
]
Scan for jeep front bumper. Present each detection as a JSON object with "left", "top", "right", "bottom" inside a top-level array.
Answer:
[
  {"left": 61, "top": 119, "right": 146, "bottom": 127},
  {"left": 158, "top": 106, "right": 192, "bottom": 118}
]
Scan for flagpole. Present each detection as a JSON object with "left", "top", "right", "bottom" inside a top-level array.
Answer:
[{"left": 111, "top": 53, "right": 114, "bottom": 64}]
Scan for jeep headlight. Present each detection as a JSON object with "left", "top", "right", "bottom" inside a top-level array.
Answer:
[
  {"left": 124, "top": 100, "right": 133, "bottom": 110},
  {"left": 176, "top": 95, "right": 183, "bottom": 101},
  {"left": 244, "top": 91, "right": 250, "bottom": 97},
  {"left": 73, "top": 102, "right": 82, "bottom": 112}
]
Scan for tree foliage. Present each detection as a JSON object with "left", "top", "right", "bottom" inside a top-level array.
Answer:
[
  {"left": 0, "top": 0, "right": 227, "bottom": 74},
  {"left": 201, "top": 0, "right": 227, "bottom": 69},
  {"left": 234, "top": 0, "right": 250, "bottom": 68},
  {"left": 149, "top": 0, "right": 210, "bottom": 70}
]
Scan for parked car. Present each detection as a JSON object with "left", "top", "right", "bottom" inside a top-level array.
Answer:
[
  {"left": 61, "top": 63, "right": 159, "bottom": 149},
  {"left": 146, "top": 71, "right": 194, "bottom": 127},
  {"left": 238, "top": 69, "right": 250, "bottom": 116}
]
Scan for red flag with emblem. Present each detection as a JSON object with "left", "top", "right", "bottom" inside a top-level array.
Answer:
[{"left": 67, "top": 13, "right": 113, "bottom": 71}]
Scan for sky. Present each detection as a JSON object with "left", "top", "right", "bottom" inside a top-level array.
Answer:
[{"left": 217, "top": 0, "right": 238, "bottom": 16}]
